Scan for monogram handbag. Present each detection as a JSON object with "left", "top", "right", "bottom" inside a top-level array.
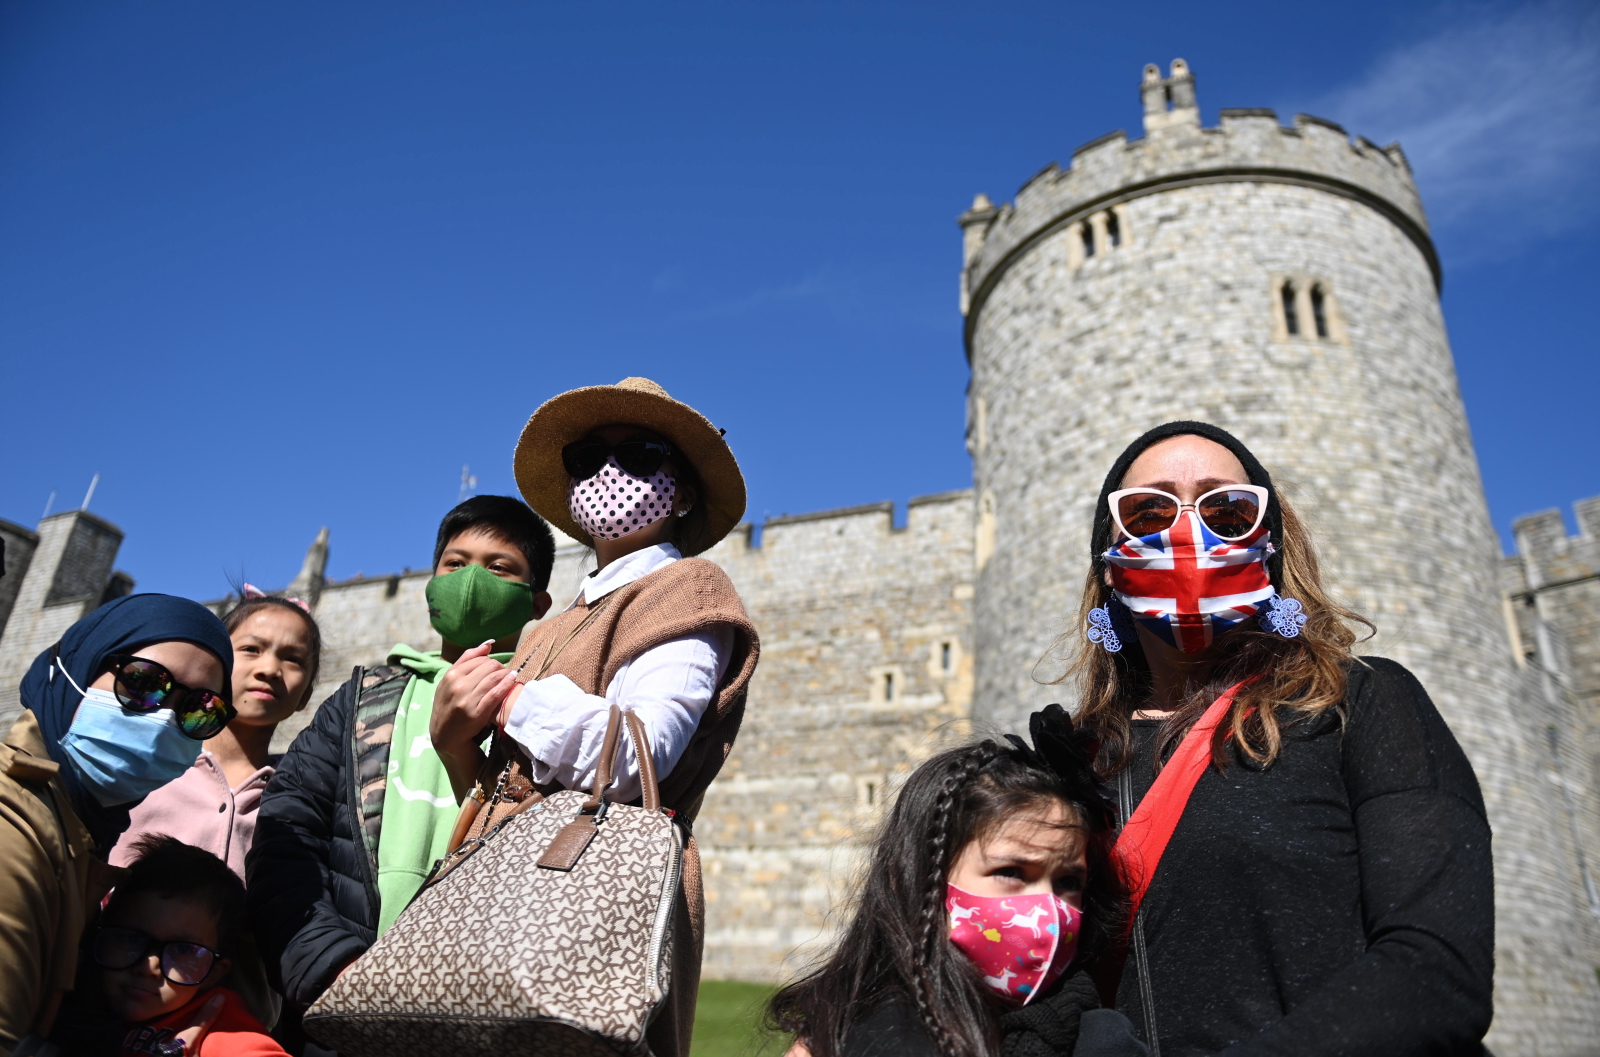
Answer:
[{"left": 302, "top": 705, "right": 685, "bottom": 1056}]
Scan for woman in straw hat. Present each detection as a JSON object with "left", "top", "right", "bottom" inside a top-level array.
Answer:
[{"left": 430, "top": 376, "right": 760, "bottom": 1057}]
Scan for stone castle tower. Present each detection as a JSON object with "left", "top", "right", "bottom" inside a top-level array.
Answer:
[{"left": 959, "top": 61, "right": 1600, "bottom": 1050}]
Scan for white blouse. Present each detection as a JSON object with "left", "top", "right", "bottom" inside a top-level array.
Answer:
[{"left": 501, "top": 542, "right": 732, "bottom": 802}]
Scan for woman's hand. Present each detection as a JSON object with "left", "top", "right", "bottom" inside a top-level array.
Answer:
[{"left": 430, "top": 641, "right": 520, "bottom": 800}]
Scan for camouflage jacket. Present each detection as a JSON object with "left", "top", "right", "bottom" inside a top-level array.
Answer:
[
  {"left": 246, "top": 664, "right": 411, "bottom": 1010},
  {"left": 350, "top": 665, "right": 410, "bottom": 872}
]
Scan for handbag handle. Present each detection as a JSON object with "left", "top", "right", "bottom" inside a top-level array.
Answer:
[
  {"left": 581, "top": 703, "right": 628, "bottom": 813},
  {"left": 537, "top": 704, "right": 663, "bottom": 871},
  {"left": 624, "top": 710, "right": 660, "bottom": 813},
  {"left": 583, "top": 704, "right": 662, "bottom": 813}
]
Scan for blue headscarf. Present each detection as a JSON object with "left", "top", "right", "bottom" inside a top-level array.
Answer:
[{"left": 18, "top": 593, "right": 234, "bottom": 852}]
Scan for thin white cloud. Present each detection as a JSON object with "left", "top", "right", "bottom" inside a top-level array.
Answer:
[
  {"left": 1316, "top": 2, "right": 1600, "bottom": 256},
  {"left": 671, "top": 273, "right": 834, "bottom": 322},
  {"left": 665, "top": 268, "right": 947, "bottom": 332}
]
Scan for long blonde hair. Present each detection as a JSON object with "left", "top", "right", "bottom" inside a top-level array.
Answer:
[{"left": 1060, "top": 493, "right": 1373, "bottom": 773}]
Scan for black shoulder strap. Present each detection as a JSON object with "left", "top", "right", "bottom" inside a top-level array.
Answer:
[{"left": 1118, "top": 768, "right": 1162, "bottom": 1057}]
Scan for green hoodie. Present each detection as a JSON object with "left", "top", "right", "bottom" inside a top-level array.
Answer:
[{"left": 374, "top": 644, "right": 512, "bottom": 937}]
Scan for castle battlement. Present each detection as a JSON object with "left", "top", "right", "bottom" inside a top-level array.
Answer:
[
  {"left": 1508, "top": 496, "right": 1600, "bottom": 593},
  {"left": 686, "top": 488, "right": 974, "bottom": 607},
  {"left": 958, "top": 60, "right": 1434, "bottom": 331}
]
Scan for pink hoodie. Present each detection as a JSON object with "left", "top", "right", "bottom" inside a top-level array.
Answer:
[{"left": 110, "top": 752, "right": 273, "bottom": 880}]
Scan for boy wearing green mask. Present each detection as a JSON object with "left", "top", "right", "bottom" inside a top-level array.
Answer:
[{"left": 247, "top": 496, "right": 554, "bottom": 1055}]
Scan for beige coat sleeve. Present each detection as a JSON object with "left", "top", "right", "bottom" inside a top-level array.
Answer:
[
  {"left": 0, "top": 774, "right": 67, "bottom": 1047},
  {"left": 0, "top": 714, "right": 98, "bottom": 1049}
]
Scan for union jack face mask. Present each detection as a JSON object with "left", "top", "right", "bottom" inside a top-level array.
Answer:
[{"left": 1103, "top": 509, "right": 1278, "bottom": 654}]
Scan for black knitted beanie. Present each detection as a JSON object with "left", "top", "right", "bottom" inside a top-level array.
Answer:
[{"left": 1089, "top": 420, "right": 1282, "bottom": 581}]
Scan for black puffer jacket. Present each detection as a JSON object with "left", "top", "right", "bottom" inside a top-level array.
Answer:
[{"left": 247, "top": 666, "right": 409, "bottom": 1017}]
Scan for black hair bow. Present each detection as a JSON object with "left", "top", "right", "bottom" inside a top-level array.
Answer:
[{"left": 1004, "top": 704, "right": 1118, "bottom": 832}]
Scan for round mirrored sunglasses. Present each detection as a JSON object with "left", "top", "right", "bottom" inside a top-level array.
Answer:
[{"left": 105, "top": 654, "right": 235, "bottom": 740}]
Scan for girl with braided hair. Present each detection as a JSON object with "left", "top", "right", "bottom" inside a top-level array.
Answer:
[{"left": 768, "top": 706, "right": 1145, "bottom": 1057}]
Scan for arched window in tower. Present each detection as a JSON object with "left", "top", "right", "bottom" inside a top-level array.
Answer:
[
  {"left": 1081, "top": 221, "right": 1095, "bottom": 258},
  {"left": 1311, "top": 284, "right": 1329, "bottom": 338},
  {"left": 1281, "top": 281, "right": 1300, "bottom": 336},
  {"left": 1106, "top": 210, "right": 1121, "bottom": 248}
]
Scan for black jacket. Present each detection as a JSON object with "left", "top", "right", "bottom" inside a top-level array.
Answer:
[
  {"left": 842, "top": 975, "right": 1147, "bottom": 1057},
  {"left": 1115, "top": 657, "right": 1493, "bottom": 1055},
  {"left": 247, "top": 666, "right": 410, "bottom": 1013}
]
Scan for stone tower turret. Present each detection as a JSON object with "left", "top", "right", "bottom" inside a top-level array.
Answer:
[
  {"left": 960, "top": 61, "right": 1600, "bottom": 1052},
  {"left": 286, "top": 527, "right": 330, "bottom": 609},
  {"left": 0, "top": 509, "right": 134, "bottom": 726}
]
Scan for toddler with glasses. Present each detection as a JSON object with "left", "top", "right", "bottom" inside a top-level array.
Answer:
[{"left": 95, "top": 836, "right": 285, "bottom": 1056}]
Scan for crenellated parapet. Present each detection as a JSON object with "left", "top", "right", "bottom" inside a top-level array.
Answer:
[
  {"left": 1511, "top": 497, "right": 1600, "bottom": 592},
  {"left": 958, "top": 59, "right": 1433, "bottom": 345}
]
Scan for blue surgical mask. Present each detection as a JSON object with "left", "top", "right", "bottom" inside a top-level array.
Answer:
[{"left": 56, "top": 663, "right": 199, "bottom": 807}]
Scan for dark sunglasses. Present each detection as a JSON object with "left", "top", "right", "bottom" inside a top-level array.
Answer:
[
  {"left": 104, "top": 654, "right": 235, "bottom": 741},
  {"left": 561, "top": 436, "right": 675, "bottom": 481},
  {"left": 92, "top": 925, "right": 220, "bottom": 987}
]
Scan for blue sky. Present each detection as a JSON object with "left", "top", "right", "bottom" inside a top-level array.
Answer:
[{"left": 3, "top": 1, "right": 1596, "bottom": 600}]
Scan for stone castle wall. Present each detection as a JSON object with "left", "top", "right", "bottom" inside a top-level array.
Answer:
[
  {"left": 1503, "top": 498, "right": 1600, "bottom": 940},
  {"left": 692, "top": 491, "right": 976, "bottom": 978},
  {"left": 961, "top": 64, "right": 1600, "bottom": 1052}
]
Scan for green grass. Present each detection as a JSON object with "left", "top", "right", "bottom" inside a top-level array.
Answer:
[{"left": 691, "top": 980, "right": 789, "bottom": 1057}]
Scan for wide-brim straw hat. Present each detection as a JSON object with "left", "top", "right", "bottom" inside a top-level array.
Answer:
[{"left": 514, "top": 377, "right": 746, "bottom": 556}]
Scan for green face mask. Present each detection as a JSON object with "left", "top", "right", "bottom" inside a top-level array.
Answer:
[{"left": 425, "top": 564, "right": 535, "bottom": 647}]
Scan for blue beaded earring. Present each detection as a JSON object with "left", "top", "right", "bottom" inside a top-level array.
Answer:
[
  {"left": 1087, "top": 597, "right": 1137, "bottom": 653},
  {"left": 1087, "top": 607, "right": 1121, "bottom": 653},
  {"left": 1259, "top": 596, "right": 1308, "bottom": 638}
]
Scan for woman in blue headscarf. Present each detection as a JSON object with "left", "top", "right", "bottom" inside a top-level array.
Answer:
[{"left": 0, "top": 593, "right": 233, "bottom": 1049}]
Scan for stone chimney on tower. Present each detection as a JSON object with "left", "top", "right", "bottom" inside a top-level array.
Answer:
[
  {"left": 1142, "top": 59, "right": 1199, "bottom": 133},
  {"left": 0, "top": 509, "right": 133, "bottom": 725},
  {"left": 286, "top": 527, "right": 329, "bottom": 609}
]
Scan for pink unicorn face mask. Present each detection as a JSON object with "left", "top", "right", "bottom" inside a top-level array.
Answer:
[
  {"left": 568, "top": 456, "right": 677, "bottom": 542},
  {"left": 945, "top": 884, "right": 1080, "bottom": 1005}
]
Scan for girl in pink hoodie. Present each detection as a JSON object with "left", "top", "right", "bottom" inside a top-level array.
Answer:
[{"left": 111, "top": 593, "right": 321, "bottom": 880}]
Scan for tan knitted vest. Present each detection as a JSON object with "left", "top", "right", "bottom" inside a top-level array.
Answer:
[{"left": 508, "top": 557, "right": 759, "bottom": 819}]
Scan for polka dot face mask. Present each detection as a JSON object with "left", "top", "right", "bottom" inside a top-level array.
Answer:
[{"left": 568, "top": 456, "right": 678, "bottom": 542}]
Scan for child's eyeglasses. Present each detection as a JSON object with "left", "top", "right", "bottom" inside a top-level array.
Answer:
[
  {"left": 561, "top": 436, "right": 675, "bottom": 480},
  {"left": 103, "top": 654, "right": 235, "bottom": 741},
  {"left": 92, "top": 926, "right": 220, "bottom": 986},
  {"left": 1107, "top": 485, "right": 1270, "bottom": 541}
]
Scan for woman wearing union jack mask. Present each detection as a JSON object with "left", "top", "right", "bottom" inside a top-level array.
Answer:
[{"left": 1059, "top": 421, "right": 1493, "bottom": 1056}]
